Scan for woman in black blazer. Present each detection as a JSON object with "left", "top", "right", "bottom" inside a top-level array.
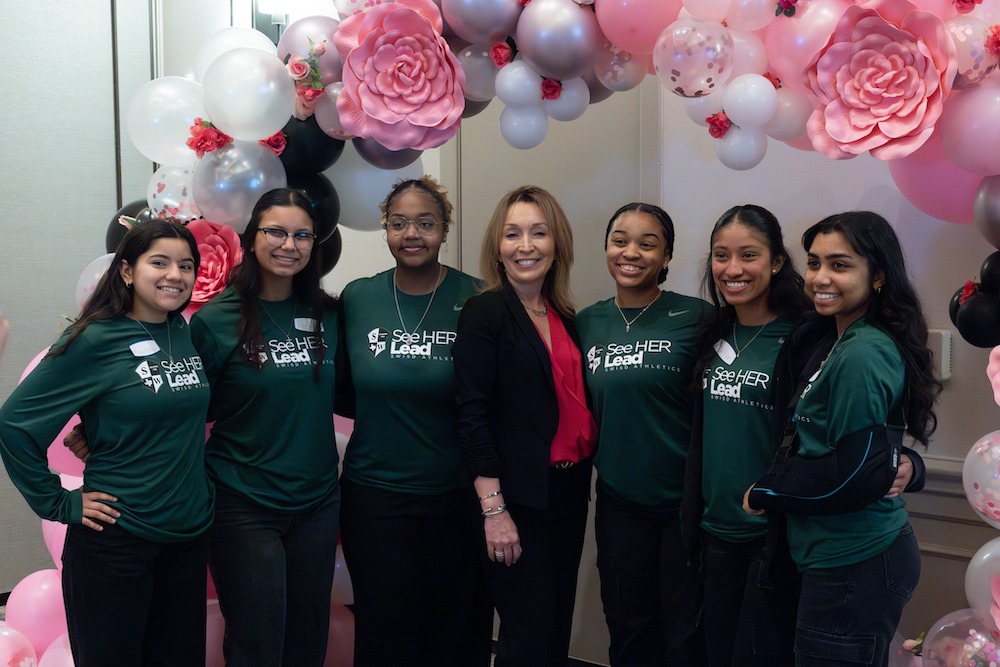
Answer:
[{"left": 454, "top": 185, "right": 597, "bottom": 667}]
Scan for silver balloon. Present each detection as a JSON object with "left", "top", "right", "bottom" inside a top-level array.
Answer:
[
  {"left": 975, "top": 175, "right": 1000, "bottom": 248},
  {"left": 442, "top": 0, "right": 522, "bottom": 44},
  {"left": 515, "top": 0, "right": 602, "bottom": 80},
  {"left": 192, "top": 141, "right": 288, "bottom": 232}
]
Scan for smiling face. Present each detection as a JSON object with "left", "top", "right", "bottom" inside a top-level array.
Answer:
[
  {"left": 606, "top": 211, "right": 670, "bottom": 295},
  {"left": 498, "top": 201, "right": 555, "bottom": 296},
  {"left": 120, "top": 237, "right": 196, "bottom": 322},
  {"left": 385, "top": 188, "right": 446, "bottom": 273},
  {"left": 805, "top": 230, "right": 883, "bottom": 335},
  {"left": 253, "top": 205, "right": 314, "bottom": 292},
  {"left": 712, "top": 221, "right": 783, "bottom": 321}
]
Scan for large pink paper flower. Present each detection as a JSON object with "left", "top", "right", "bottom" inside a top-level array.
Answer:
[
  {"left": 804, "top": 0, "right": 957, "bottom": 160},
  {"left": 183, "top": 219, "right": 242, "bottom": 316},
  {"left": 334, "top": 0, "right": 466, "bottom": 151}
]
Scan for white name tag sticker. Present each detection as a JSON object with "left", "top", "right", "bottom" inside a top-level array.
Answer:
[
  {"left": 130, "top": 340, "right": 160, "bottom": 357},
  {"left": 714, "top": 339, "right": 737, "bottom": 365},
  {"left": 294, "top": 317, "right": 323, "bottom": 333}
]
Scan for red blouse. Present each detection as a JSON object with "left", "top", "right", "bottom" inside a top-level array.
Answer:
[{"left": 541, "top": 309, "right": 597, "bottom": 465}]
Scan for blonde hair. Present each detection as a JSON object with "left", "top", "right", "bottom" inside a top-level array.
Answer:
[{"left": 478, "top": 185, "right": 576, "bottom": 316}]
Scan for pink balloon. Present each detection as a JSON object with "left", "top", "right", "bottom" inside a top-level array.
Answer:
[
  {"left": 596, "top": 0, "right": 683, "bottom": 55},
  {"left": 783, "top": 133, "right": 817, "bottom": 151},
  {"left": 323, "top": 604, "right": 356, "bottom": 667},
  {"left": 41, "top": 520, "right": 68, "bottom": 570},
  {"left": 206, "top": 600, "right": 226, "bottom": 667},
  {"left": 5, "top": 569, "right": 68, "bottom": 657},
  {"left": 38, "top": 632, "right": 73, "bottom": 667},
  {"left": 315, "top": 83, "right": 354, "bottom": 140},
  {"left": 0, "top": 626, "right": 37, "bottom": 667},
  {"left": 889, "top": 132, "right": 979, "bottom": 223},
  {"left": 763, "top": 0, "right": 851, "bottom": 92},
  {"left": 939, "top": 79, "right": 1000, "bottom": 175},
  {"left": 19, "top": 347, "right": 50, "bottom": 383},
  {"left": 987, "top": 345, "right": 1000, "bottom": 406},
  {"left": 47, "top": 415, "right": 85, "bottom": 477},
  {"left": 331, "top": 543, "right": 354, "bottom": 605}
]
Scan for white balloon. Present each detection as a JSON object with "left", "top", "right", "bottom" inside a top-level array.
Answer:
[
  {"left": 763, "top": 88, "right": 816, "bottom": 140},
  {"left": 966, "top": 536, "right": 1000, "bottom": 611},
  {"left": 75, "top": 253, "right": 116, "bottom": 310},
  {"left": 682, "top": 0, "right": 731, "bottom": 21},
  {"left": 683, "top": 93, "right": 726, "bottom": 126},
  {"left": 728, "top": 30, "right": 768, "bottom": 78},
  {"left": 499, "top": 105, "right": 549, "bottom": 149},
  {"left": 202, "top": 48, "right": 295, "bottom": 141},
  {"left": 194, "top": 27, "right": 277, "bottom": 82},
  {"left": 542, "top": 77, "right": 590, "bottom": 121},
  {"left": 126, "top": 76, "right": 206, "bottom": 167},
  {"left": 715, "top": 125, "right": 768, "bottom": 170},
  {"left": 725, "top": 0, "right": 776, "bottom": 31},
  {"left": 722, "top": 73, "right": 778, "bottom": 127},
  {"left": 495, "top": 60, "right": 544, "bottom": 108}
]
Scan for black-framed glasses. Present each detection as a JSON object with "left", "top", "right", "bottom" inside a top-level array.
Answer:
[
  {"left": 259, "top": 228, "right": 318, "bottom": 248},
  {"left": 383, "top": 215, "right": 441, "bottom": 236}
]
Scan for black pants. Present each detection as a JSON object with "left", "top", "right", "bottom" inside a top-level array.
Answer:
[
  {"left": 62, "top": 522, "right": 208, "bottom": 667},
  {"left": 340, "top": 478, "right": 493, "bottom": 667},
  {"left": 595, "top": 484, "right": 706, "bottom": 667}
]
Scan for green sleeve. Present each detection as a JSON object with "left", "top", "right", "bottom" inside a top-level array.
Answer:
[{"left": 824, "top": 336, "right": 902, "bottom": 445}]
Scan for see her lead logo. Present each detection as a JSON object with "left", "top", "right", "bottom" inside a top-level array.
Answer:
[
  {"left": 134, "top": 360, "right": 163, "bottom": 394},
  {"left": 368, "top": 328, "right": 388, "bottom": 357}
]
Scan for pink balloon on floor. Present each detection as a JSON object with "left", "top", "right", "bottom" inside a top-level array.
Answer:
[
  {"left": 323, "top": 604, "right": 355, "bottom": 667},
  {"left": 47, "top": 415, "right": 85, "bottom": 477},
  {"left": 206, "top": 600, "right": 226, "bottom": 667},
  {"left": 41, "top": 520, "right": 68, "bottom": 570},
  {"left": 38, "top": 632, "right": 73, "bottom": 667},
  {"left": 0, "top": 626, "right": 37, "bottom": 667},
  {"left": 331, "top": 543, "right": 354, "bottom": 605},
  {"left": 19, "top": 347, "right": 51, "bottom": 383},
  {"left": 5, "top": 569, "right": 68, "bottom": 657}
]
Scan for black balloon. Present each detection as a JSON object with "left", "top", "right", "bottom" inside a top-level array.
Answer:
[
  {"left": 106, "top": 200, "right": 154, "bottom": 252},
  {"left": 949, "top": 285, "right": 965, "bottom": 326},
  {"left": 956, "top": 292, "right": 1000, "bottom": 347},
  {"left": 286, "top": 171, "right": 340, "bottom": 243},
  {"left": 318, "top": 227, "right": 343, "bottom": 278},
  {"left": 279, "top": 115, "right": 347, "bottom": 174},
  {"left": 981, "top": 251, "right": 1000, "bottom": 293}
]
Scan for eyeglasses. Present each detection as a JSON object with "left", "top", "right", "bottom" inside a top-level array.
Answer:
[
  {"left": 383, "top": 215, "right": 442, "bottom": 236},
  {"left": 259, "top": 228, "right": 318, "bottom": 248}
]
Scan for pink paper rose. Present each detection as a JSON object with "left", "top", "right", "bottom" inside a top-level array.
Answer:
[
  {"left": 804, "top": 0, "right": 957, "bottom": 160},
  {"left": 541, "top": 78, "right": 563, "bottom": 100},
  {"left": 334, "top": 0, "right": 466, "bottom": 151},
  {"left": 183, "top": 219, "right": 243, "bottom": 316},
  {"left": 287, "top": 56, "right": 312, "bottom": 81}
]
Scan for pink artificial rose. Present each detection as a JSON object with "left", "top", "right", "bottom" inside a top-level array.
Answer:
[
  {"left": 803, "top": 0, "right": 958, "bottom": 160},
  {"left": 541, "top": 78, "right": 563, "bottom": 100},
  {"left": 955, "top": 0, "right": 982, "bottom": 13},
  {"left": 988, "top": 25, "right": 1000, "bottom": 59},
  {"left": 707, "top": 112, "right": 732, "bottom": 138},
  {"left": 333, "top": 0, "right": 466, "bottom": 151},
  {"left": 490, "top": 42, "right": 513, "bottom": 68},
  {"left": 260, "top": 131, "right": 287, "bottom": 156},
  {"left": 183, "top": 219, "right": 243, "bottom": 315},
  {"left": 286, "top": 57, "right": 312, "bottom": 81},
  {"left": 292, "top": 85, "right": 324, "bottom": 120},
  {"left": 312, "top": 41, "right": 328, "bottom": 56}
]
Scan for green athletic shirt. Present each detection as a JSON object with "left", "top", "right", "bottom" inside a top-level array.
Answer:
[
  {"left": 701, "top": 317, "right": 796, "bottom": 542},
  {"left": 340, "top": 268, "right": 479, "bottom": 494},
  {"left": 190, "top": 287, "right": 340, "bottom": 512},
  {"left": 576, "top": 292, "right": 708, "bottom": 510},
  {"left": 786, "top": 318, "right": 907, "bottom": 570},
  {"left": 0, "top": 316, "right": 213, "bottom": 542}
]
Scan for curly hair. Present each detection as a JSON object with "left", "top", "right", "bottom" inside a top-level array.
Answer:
[{"left": 379, "top": 175, "right": 454, "bottom": 236}]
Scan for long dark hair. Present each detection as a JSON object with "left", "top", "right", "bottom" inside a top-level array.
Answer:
[
  {"left": 52, "top": 220, "right": 199, "bottom": 356},
  {"left": 802, "top": 211, "right": 940, "bottom": 446},
  {"left": 230, "top": 188, "right": 336, "bottom": 375},
  {"left": 696, "top": 205, "right": 811, "bottom": 378},
  {"left": 605, "top": 202, "right": 675, "bottom": 285}
]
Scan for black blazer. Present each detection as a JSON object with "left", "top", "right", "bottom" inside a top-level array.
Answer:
[{"left": 453, "top": 285, "right": 591, "bottom": 509}]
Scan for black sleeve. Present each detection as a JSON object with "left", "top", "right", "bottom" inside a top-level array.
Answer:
[{"left": 453, "top": 295, "right": 502, "bottom": 478}]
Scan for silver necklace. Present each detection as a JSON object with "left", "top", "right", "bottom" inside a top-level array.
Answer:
[
  {"left": 393, "top": 265, "right": 443, "bottom": 334},
  {"left": 131, "top": 316, "right": 173, "bottom": 362},
  {"left": 615, "top": 291, "right": 661, "bottom": 333},
  {"left": 521, "top": 301, "right": 548, "bottom": 317},
  {"left": 260, "top": 301, "right": 296, "bottom": 342},
  {"left": 732, "top": 318, "right": 773, "bottom": 358}
]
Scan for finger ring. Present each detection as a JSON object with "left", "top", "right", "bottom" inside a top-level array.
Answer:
[{"left": 494, "top": 550, "right": 504, "bottom": 558}]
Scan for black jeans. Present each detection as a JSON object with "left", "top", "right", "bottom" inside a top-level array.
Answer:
[
  {"left": 339, "top": 478, "right": 493, "bottom": 667},
  {"left": 209, "top": 486, "right": 341, "bottom": 667},
  {"left": 595, "top": 483, "right": 706, "bottom": 667},
  {"left": 794, "top": 523, "right": 920, "bottom": 666},
  {"left": 62, "top": 522, "right": 208, "bottom": 667}
]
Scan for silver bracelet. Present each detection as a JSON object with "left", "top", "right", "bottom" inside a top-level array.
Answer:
[
  {"left": 478, "top": 489, "right": 503, "bottom": 501},
  {"left": 482, "top": 504, "right": 508, "bottom": 518}
]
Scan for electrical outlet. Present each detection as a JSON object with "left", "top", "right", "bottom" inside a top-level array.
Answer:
[{"left": 927, "top": 329, "right": 951, "bottom": 381}]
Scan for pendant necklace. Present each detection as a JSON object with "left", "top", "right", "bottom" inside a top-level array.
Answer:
[
  {"left": 732, "top": 318, "right": 773, "bottom": 358},
  {"left": 394, "top": 265, "right": 443, "bottom": 334},
  {"left": 131, "top": 316, "right": 173, "bottom": 363},
  {"left": 615, "top": 291, "right": 661, "bottom": 333},
  {"left": 260, "top": 300, "right": 297, "bottom": 342},
  {"left": 521, "top": 301, "right": 548, "bottom": 317}
]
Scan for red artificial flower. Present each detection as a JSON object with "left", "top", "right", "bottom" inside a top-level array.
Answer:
[
  {"left": 541, "top": 78, "right": 563, "bottom": 100},
  {"left": 955, "top": 0, "right": 983, "bottom": 13},
  {"left": 764, "top": 71, "right": 782, "bottom": 89},
  {"left": 987, "top": 25, "right": 1000, "bottom": 59},
  {"left": 961, "top": 279, "right": 978, "bottom": 305},
  {"left": 776, "top": 0, "right": 797, "bottom": 15},
  {"left": 490, "top": 42, "right": 513, "bottom": 68},
  {"left": 707, "top": 112, "right": 732, "bottom": 138},
  {"left": 186, "top": 118, "right": 233, "bottom": 158},
  {"left": 519, "top": 0, "right": 531, "bottom": 5},
  {"left": 260, "top": 131, "right": 287, "bottom": 157}
]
